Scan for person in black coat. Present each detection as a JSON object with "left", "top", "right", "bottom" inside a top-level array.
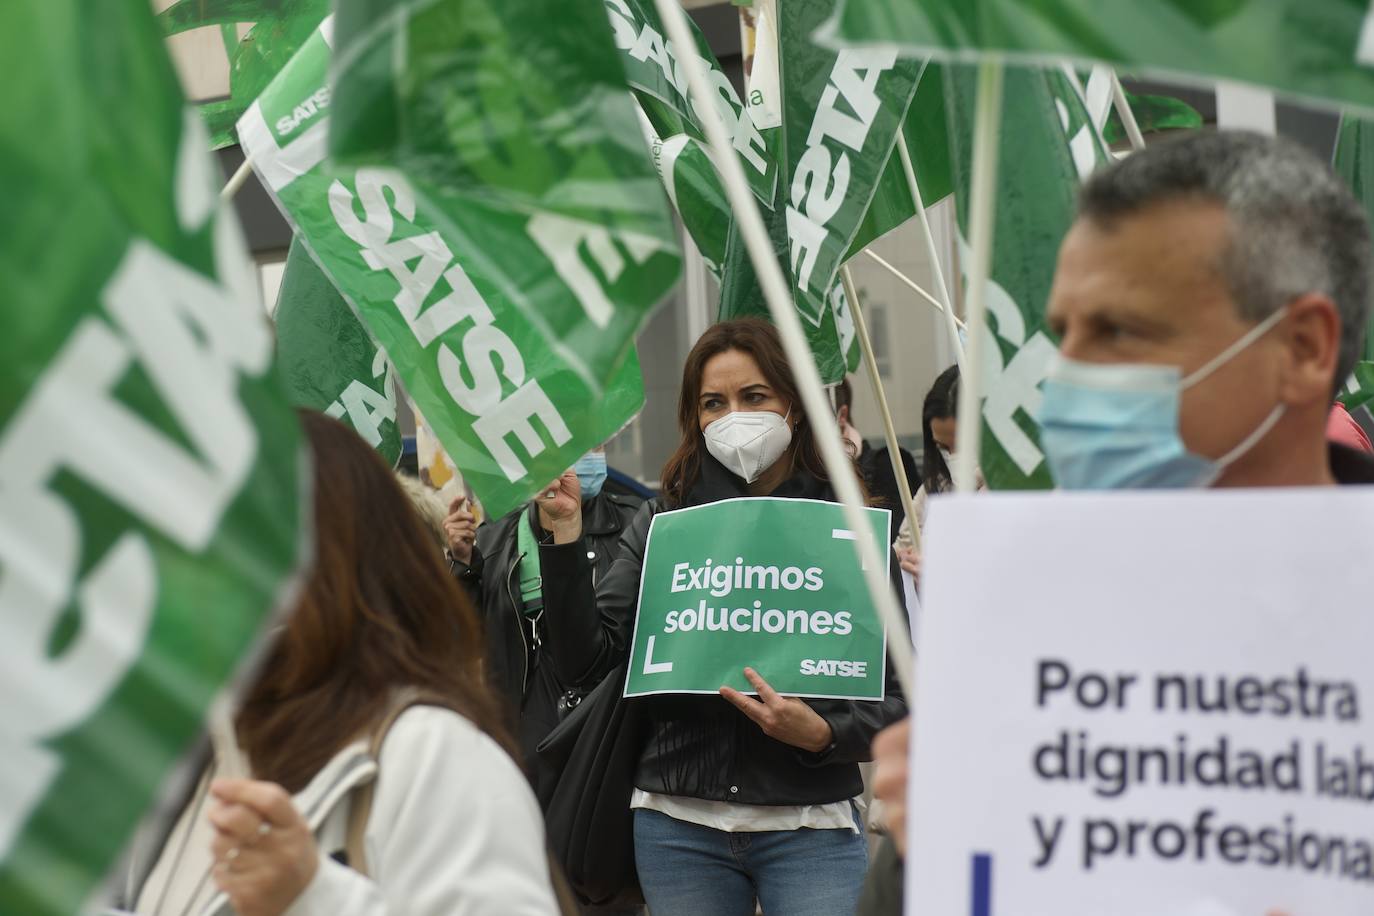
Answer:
[
  {"left": 447, "top": 449, "right": 642, "bottom": 798},
  {"left": 834, "top": 376, "right": 920, "bottom": 536},
  {"left": 537, "top": 319, "right": 908, "bottom": 916}
]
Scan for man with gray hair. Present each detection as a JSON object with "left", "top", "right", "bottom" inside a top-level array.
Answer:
[
  {"left": 1038, "top": 129, "right": 1374, "bottom": 489},
  {"left": 860, "top": 129, "right": 1374, "bottom": 916}
]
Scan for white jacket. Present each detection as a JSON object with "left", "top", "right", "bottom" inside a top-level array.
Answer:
[{"left": 132, "top": 706, "right": 559, "bottom": 916}]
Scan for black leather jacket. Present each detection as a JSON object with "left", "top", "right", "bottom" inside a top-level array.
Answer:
[
  {"left": 453, "top": 490, "right": 641, "bottom": 784},
  {"left": 538, "top": 458, "right": 909, "bottom": 807}
]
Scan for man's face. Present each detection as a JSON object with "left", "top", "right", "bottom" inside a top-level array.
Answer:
[{"left": 1045, "top": 199, "right": 1286, "bottom": 463}]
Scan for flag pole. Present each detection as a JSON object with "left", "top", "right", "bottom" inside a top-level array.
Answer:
[
  {"left": 952, "top": 61, "right": 1004, "bottom": 495},
  {"left": 863, "top": 249, "right": 966, "bottom": 331},
  {"left": 1110, "top": 72, "right": 1147, "bottom": 151},
  {"left": 895, "top": 128, "right": 965, "bottom": 371},
  {"left": 220, "top": 156, "right": 254, "bottom": 201},
  {"left": 842, "top": 266, "right": 922, "bottom": 554},
  {"left": 651, "top": 0, "right": 915, "bottom": 695}
]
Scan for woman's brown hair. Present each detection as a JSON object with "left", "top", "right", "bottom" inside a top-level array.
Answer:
[
  {"left": 235, "top": 411, "right": 515, "bottom": 792},
  {"left": 661, "top": 318, "right": 856, "bottom": 507}
]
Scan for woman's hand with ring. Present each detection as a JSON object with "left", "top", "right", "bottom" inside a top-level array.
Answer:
[{"left": 208, "top": 778, "right": 318, "bottom": 916}]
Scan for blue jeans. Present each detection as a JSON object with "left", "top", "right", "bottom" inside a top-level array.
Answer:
[{"left": 633, "top": 808, "right": 869, "bottom": 916}]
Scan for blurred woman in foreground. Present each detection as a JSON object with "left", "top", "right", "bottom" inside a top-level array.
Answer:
[{"left": 130, "top": 411, "right": 559, "bottom": 916}]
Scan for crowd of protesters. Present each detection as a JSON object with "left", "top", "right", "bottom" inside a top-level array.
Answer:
[{"left": 114, "top": 130, "right": 1374, "bottom": 915}]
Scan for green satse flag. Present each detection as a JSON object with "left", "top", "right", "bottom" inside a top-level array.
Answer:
[
  {"left": 275, "top": 239, "right": 402, "bottom": 466},
  {"left": 717, "top": 179, "right": 862, "bottom": 385},
  {"left": 1333, "top": 114, "right": 1374, "bottom": 410},
  {"left": 943, "top": 64, "right": 1109, "bottom": 491},
  {"left": 240, "top": 17, "right": 645, "bottom": 522},
  {"left": 634, "top": 100, "right": 860, "bottom": 383},
  {"left": 328, "top": 0, "right": 681, "bottom": 394},
  {"left": 778, "top": 0, "right": 923, "bottom": 328},
  {"left": 158, "top": 0, "right": 329, "bottom": 150},
  {"left": 637, "top": 109, "right": 730, "bottom": 272},
  {"left": 844, "top": 61, "right": 957, "bottom": 257},
  {"left": 607, "top": 0, "right": 779, "bottom": 209},
  {"left": 0, "top": 4, "right": 306, "bottom": 912},
  {"left": 820, "top": 0, "right": 1374, "bottom": 115},
  {"left": 1104, "top": 91, "right": 1204, "bottom": 145}
]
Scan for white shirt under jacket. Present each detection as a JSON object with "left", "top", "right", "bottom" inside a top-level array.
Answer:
[{"left": 132, "top": 706, "right": 558, "bottom": 916}]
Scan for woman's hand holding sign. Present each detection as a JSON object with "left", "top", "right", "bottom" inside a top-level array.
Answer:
[{"left": 720, "top": 667, "right": 834, "bottom": 753}]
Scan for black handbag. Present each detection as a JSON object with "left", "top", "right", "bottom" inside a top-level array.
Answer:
[{"left": 535, "top": 660, "right": 649, "bottom": 907}]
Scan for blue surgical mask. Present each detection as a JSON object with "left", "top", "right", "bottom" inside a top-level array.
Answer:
[
  {"left": 574, "top": 452, "right": 608, "bottom": 499},
  {"left": 1039, "top": 309, "right": 1287, "bottom": 490}
]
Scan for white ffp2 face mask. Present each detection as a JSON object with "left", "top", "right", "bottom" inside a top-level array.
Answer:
[{"left": 703, "top": 410, "right": 793, "bottom": 483}]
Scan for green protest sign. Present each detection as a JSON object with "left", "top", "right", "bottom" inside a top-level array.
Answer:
[
  {"left": 1334, "top": 114, "right": 1374, "bottom": 411},
  {"left": 778, "top": 0, "right": 922, "bottom": 328},
  {"left": 329, "top": 0, "right": 681, "bottom": 393},
  {"left": 0, "top": 4, "right": 306, "bottom": 912},
  {"left": 275, "top": 239, "right": 401, "bottom": 466},
  {"left": 241, "top": 16, "right": 645, "bottom": 522},
  {"left": 158, "top": 0, "right": 329, "bottom": 149},
  {"left": 943, "top": 64, "right": 1107, "bottom": 491},
  {"left": 820, "top": 0, "right": 1374, "bottom": 115},
  {"left": 625, "top": 499, "right": 890, "bottom": 701},
  {"left": 606, "top": 0, "right": 778, "bottom": 208}
]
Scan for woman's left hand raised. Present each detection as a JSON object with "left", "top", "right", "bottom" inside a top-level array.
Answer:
[
  {"left": 208, "top": 778, "right": 319, "bottom": 916},
  {"left": 721, "top": 667, "right": 834, "bottom": 753}
]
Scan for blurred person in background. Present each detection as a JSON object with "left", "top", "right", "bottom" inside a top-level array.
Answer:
[
  {"left": 834, "top": 377, "right": 919, "bottom": 536},
  {"left": 892, "top": 366, "right": 984, "bottom": 586},
  {"left": 396, "top": 471, "right": 450, "bottom": 554},
  {"left": 447, "top": 446, "right": 642, "bottom": 802}
]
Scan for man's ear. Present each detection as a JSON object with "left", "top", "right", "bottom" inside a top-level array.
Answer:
[{"left": 1279, "top": 294, "right": 1342, "bottom": 405}]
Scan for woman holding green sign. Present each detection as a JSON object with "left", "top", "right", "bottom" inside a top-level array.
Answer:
[{"left": 540, "top": 319, "right": 908, "bottom": 916}]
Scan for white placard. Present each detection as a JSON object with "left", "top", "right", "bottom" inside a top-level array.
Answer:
[{"left": 909, "top": 488, "right": 1374, "bottom": 916}]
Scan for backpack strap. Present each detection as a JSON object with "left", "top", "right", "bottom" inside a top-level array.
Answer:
[
  {"left": 340, "top": 688, "right": 580, "bottom": 916},
  {"left": 343, "top": 687, "right": 433, "bottom": 877}
]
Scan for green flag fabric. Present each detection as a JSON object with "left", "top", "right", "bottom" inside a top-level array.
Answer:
[
  {"left": 943, "top": 64, "right": 1108, "bottom": 490},
  {"left": 820, "top": 0, "right": 1374, "bottom": 115},
  {"left": 1105, "top": 90, "right": 1205, "bottom": 145},
  {"left": 274, "top": 239, "right": 402, "bottom": 466},
  {"left": 717, "top": 183, "right": 862, "bottom": 386},
  {"left": 637, "top": 110, "right": 730, "bottom": 272},
  {"left": 328, "top": 0, "right": 682, "bottom": 392},
  {"left": 1333, "top": 114, "right": 1374, "bottom": 409},
  {"left": 241, "top": 16, "right": 645, "bottom": 522},
  {"left": 777, "top": 0, "right": 923, "bottom": 329},
  {"left": 158, "top": 0, "right": 329, "bottom": 150},
  {"left": 608, "top": 0, "right": 779, "bottom": 208},
  {"left": 0, "top": 4, "right": 306, "bottom": 912},
  {"left": 845, "top": 61, "right": 956, "bottom": 257}
]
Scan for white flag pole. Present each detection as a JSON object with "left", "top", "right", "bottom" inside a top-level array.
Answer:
[
  {"left": 895, "top": 128, "right": 965, "bottom": 371},
  {"left": 651, "top": 0, "right": 915, "bottom": 696},
  {"left": 220, "top": 156, "right": 255, "bottom": 201},
  {"left": 863, "top": 249, "right": 966, "bottom": 331},
  {"left": 842, "top": 266, "right": 922, "bottom": 554},
  {"left": 952, "top": 61, "right": 1005, "bottom": 495},
  {"left": 1110, "top": 72, "right": 1147, "bottom": 151}
]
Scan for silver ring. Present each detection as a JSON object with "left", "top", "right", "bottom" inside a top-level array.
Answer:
[{"left": 257, "top": 822, "right": 272, "bottom": 838}]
